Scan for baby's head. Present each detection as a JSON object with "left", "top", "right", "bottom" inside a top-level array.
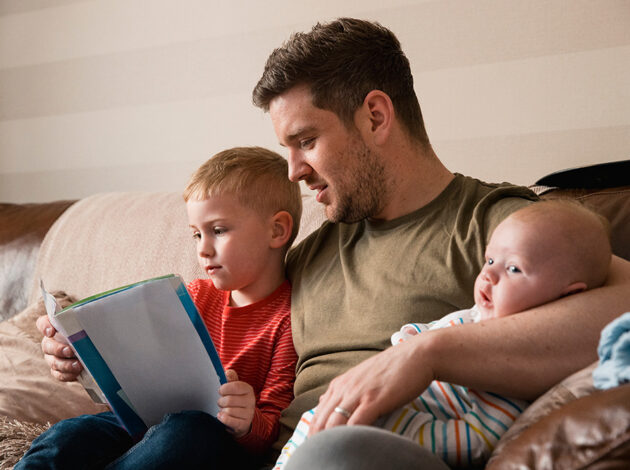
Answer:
[
  {"left": 474, "top": 200, "right": 611, "bottom": 320},
  {"left": 184, "top": 147, "right": 302, "bottom": 295}
]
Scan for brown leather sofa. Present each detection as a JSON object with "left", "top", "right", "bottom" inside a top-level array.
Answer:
[{"left": 0, "top": 178, "right": 628, "bottom": 468}]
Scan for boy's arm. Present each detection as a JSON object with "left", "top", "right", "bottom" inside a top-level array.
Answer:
[
  {"left": 309, "top": 255, "right": 630, "bottom": 434},
  {"left": 236, "top": 317, "right": 298, "bottom": 454}
]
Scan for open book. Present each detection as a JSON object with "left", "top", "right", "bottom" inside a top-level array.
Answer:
[{"left": 41, "top": 274, "right": 226, "bottom": 438}]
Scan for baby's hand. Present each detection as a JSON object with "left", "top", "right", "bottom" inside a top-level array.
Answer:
[
  {"left": 390, "top": 324, "right": 420, "bottom": 345},
  {"left": 217, "top": 369, "right": 256, "bottom": 438}
]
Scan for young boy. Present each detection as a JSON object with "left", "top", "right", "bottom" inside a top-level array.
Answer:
[
  {"left": 276, "top": 199, "right": 612, "bottom": 469},
  {"left": 20, "top": 147, "right": 302, "bottom": 469}
]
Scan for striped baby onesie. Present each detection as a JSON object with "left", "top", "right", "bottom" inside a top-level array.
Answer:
[{"left": 274, "top": 307, "right": 528, "bottom": 469}]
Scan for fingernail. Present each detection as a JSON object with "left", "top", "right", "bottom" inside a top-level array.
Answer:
[
  {"left": 72, "top": 361, "right": 80, "bottom": 370},
  {"left": 63, "top": 347, "right": 72, "bottom": 357},
  {"left": 45, "top": 328, "right": 53, "bottom": 337}
]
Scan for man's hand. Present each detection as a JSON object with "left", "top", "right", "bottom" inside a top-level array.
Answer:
[
  {"left": 36, "top": 315, "right": 82, "bottom": 382},
  {"left": 217, "top": 369, "right": 256, "bottom": 438},
  {"left": 308, "top": 336, "right": 435, "bottom": 436}
]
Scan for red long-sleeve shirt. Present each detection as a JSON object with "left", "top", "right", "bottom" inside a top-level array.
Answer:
[{"left": 186, "top": 278, "right": 297, "bottom": 454}]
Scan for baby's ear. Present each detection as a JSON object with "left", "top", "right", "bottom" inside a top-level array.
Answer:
[
  {"left": 562, "top": 281, "right": 587, "bottom": 297},
  {"left": 269, "top": 211, "right": 293, "bottom": 249}
]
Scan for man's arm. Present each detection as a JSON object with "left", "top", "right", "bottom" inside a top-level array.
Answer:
[{"left": 309, "top": 255, "right": 630, "bottom": 434}]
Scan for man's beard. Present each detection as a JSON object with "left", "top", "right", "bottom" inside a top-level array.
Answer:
[{"left": 326, "top": 139, "right": 388, "bottom": 224}]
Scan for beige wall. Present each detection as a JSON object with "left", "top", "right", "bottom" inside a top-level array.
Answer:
[{"left": 1, "top": 0, "right": 629, "bottom": 203}]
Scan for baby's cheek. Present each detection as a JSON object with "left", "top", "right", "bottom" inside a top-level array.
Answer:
[{"left": 495, "top": 292, "right": 524, "bottom": 317}]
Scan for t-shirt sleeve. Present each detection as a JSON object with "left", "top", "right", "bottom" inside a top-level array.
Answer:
[{"left": 483, "top": 194, "right": 538, "bottom": 244}]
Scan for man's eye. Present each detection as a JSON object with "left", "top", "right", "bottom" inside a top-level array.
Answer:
[
  {"left": 507, "top": 265, "right": 521, "bottom": 274},
  {"left": 300, "top": 138, "right": 315, "bottom": 149},
  {"left": 487, "top": 258, "right": 494, "bottom": 265}
]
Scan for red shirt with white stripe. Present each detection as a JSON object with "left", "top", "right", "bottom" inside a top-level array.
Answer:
[{"left": 186, "top": 278, "right": 297, "bottom": 454}]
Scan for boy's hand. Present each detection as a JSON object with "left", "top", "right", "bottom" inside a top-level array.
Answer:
[
  {"left": 36, "top": 315, "right": 83, "bottom": 382},
  {"left": 217, "top": 369, "right": 256, "bottom": 438}
]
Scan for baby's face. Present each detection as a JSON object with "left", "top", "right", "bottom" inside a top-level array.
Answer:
[{"left": 474, "top": 215, "right": 569, "bottom": 320}]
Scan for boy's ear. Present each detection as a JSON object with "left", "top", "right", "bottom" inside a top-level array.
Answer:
[
  {"left": 269, "top": 211, "right": 293, "bottom": 249},
  {"left": 355, "top": 90, "right": 394, "bottom": 146},
  {"left": 562, "top": 281, "right": 587, "bottom": 297}
]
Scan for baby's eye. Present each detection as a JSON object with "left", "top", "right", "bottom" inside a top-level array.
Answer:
[
  {"left": 507, "top": 265, "right": 521, "bottom": 274},
  {"left": 487, "top": 258, "right": 494, "bottom": 265}
]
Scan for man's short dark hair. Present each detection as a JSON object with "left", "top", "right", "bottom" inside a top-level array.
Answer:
[{"left": 252, "top": 18, "right": 430, "bottom": 145}]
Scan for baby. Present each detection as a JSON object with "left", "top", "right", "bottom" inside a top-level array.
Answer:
[{"left": 277, "top": 199, "right": 612, "bottom": 469}]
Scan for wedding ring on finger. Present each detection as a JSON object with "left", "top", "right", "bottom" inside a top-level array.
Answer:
[{"left": 333, "top": 406, "right": 352, "bottom": 419}]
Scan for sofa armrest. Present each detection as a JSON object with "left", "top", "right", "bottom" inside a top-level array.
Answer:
[
  {"left": 0, "top": 201, "right": 75, "bottom": 321},
  {"left": 486, "top": 383, "right": 630, "bottom": 469}
]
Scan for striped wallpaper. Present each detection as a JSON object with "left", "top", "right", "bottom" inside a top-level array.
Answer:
[{"left": 1, "top": 0, "right": 629, "bottom": 203}]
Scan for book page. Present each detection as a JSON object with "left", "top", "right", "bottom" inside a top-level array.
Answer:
[{"left": 75, "top": 278, "right": 222, "bottom": 427}]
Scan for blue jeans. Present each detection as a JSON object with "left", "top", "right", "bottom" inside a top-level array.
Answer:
[{"left": 15, "top": 411, "right": 257, "bottom": 470}]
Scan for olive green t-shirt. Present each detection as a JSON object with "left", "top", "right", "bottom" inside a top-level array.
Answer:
[{"left": 278, "top": 174, "right": 537, "bottom": 447}]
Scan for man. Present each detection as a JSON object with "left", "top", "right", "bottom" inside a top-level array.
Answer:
[{"left": 251, "top": 18, "right": 630, "bottom": 468}]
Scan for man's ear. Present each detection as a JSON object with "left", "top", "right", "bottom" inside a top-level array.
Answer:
[
  {"left": 356, "top": 90, "right": 394, "bottom": 145},
  {"left": 562, "top": 281, "right": 587, "bottom": 297},
  {"left": 269, "top": 211, "right": 293, "bottom": 249}
]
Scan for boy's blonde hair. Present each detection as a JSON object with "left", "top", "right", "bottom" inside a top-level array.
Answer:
[
  {"left": 511, "top": 199, "right": 612, "bottom": 289},
  {"left": 184, "top": 147, "right": 302, "bottom": 247}
]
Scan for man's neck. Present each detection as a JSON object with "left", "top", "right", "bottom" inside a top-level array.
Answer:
[{"left": 370, "top": 143, "right": 454, "bottom": 222}]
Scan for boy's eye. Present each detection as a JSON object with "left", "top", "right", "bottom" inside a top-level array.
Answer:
[
  {"left": 487, "top": 258, "right": 494, "bottom": 265},
  {"left": 507, "top": 265, "right": 521, "bottom": 274}
]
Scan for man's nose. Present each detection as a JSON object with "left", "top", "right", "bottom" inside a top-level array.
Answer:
[{"left": 287, "top": 148, "right": 311, "bottom": 182}]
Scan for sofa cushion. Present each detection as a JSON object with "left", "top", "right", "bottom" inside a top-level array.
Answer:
[
  {"left": 487, "top": 361, "right": 598, "bottom": 468},
  {"left": 29, "top": 192, "right": 205, "bottom": 305},
  {"left": 486, "top": 383, "right": 630, "bottom": 469},
  {"left": 0, "top": 294, "right": 108, "bottom": 425}
]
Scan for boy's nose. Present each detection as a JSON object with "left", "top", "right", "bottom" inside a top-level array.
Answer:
[{"left": 198, "top": 240, "right": 215, "bottom": 258}]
